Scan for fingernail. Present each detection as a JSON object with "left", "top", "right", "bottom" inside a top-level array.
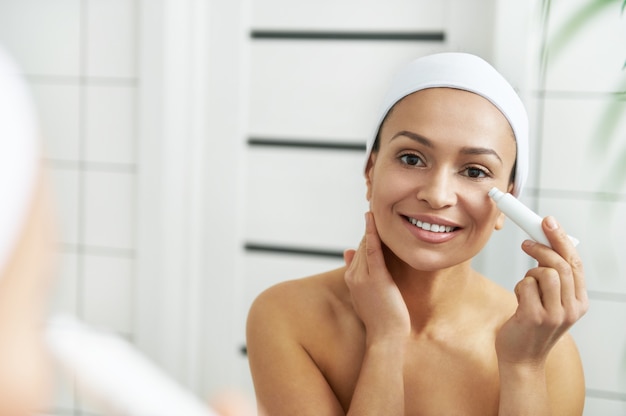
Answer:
[
  {"left": 522, "top": 239, "right": 535, "bottom": 248},
  {"left": 545, "top": 216, "right": 558, "bottom": 230}
]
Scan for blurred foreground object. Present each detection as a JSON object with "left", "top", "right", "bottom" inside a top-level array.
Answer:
[
  {"left": 46, "top": 315, "right": 220, "bottom": 416},
  {"left": 0, "top": 46, "right": 56, "bottom": 415}
]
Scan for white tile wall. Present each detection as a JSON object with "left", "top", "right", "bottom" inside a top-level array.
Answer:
[
  {"left": 545, "top": 0, "right": 626, "bottom": 93},
  {"left": 537, "top": 0, "right": 626, "bottom": 411},
  {"left": 82, "top": 254, "right": 134, "bottom": 334},
  {"left": 584, "top": 397, "right": 626, "bottom": 416},
  {"left": 84, "top": 0, "right": 137, "bottom": 79},
  {"left": 83, "top": 170, "right": 135, "bottom": 250},
  {"left": 30, "top": 83, "right": 81, "bottom": 161},
  {"left": 244, "top": 147, "right": 368, "bottom": 249},
  {"left": 84, "top": 85, "right": 136, "bottom": 165},
  {"left": 49, "top": 168, "right": 81, "bottom": 246},
  {"left": 540, "top": 97, "right": 626, "bottom": 194},
  {"left": 49, "top": 252, "right": 79, "bottom": 316},
  {"left": 570, "top": 299, "right": 626, "bottom": 393},
  {"left": 0, "top": 0, "right": 81, "bottom": 77}
]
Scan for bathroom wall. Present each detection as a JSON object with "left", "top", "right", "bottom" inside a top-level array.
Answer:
[
  {"left": 531, "top": 0, "right": 626, "bottom": 413},
  {"left": 0, "top": 0, "right": 623, "bottom": 415}
]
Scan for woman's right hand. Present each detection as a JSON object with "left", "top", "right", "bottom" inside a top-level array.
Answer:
[{"left": 343, "top": 212, "right": 411, "bottom": 345}]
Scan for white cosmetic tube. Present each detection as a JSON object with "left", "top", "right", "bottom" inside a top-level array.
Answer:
[{"left": 488, "top": 187, "right": 579, "bottom": 248}]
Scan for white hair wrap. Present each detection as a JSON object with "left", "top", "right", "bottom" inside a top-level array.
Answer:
[
  {"left": 366, "top": 52, "right": 529, "bottom": 197},
  {"left": 0, "top": 47, "right": 39, "bottom": 275}
]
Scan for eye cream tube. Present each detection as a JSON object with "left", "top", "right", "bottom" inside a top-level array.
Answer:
[{"left": 488, "top": 187, "right": 579, "bottom": 248}]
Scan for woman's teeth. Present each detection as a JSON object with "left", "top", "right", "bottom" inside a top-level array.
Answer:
[{"left": 408, "top": 217, "right": 455, "bottom": 233}]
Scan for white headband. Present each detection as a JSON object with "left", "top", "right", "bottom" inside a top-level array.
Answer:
[
  {"left": 366, "top": 52, "right": 529, "bottom": 197},
  {"left": 0, "top": 47, "right": 39, "bottom": 275}
]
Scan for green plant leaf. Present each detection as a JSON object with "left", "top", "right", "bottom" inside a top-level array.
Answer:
[
  {"left": 589, "top": 77, "right": 626, "bottom": 157},
  {"left": 622, "top": 0, "right": 626, "bottom": 13},
  {"left": 547, "top": 0, "right": 620, "bottom": 61},
  {"left": 598, "top": 144, "right": 626, "bottom": 194}
]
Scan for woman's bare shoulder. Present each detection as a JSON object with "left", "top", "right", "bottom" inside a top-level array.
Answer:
[
  {"left": 545, "top": 332, "right": 586, "bottom": 412},
  {"left": 247, "top": 267, "right": 350, "bottom": 330}
]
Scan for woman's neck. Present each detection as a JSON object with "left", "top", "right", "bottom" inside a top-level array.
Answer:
[{"left": 383, "top": 246, "right": 485, "bottom": 335}]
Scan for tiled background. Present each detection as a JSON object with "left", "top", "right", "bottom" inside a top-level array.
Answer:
[
  {"left": 536, "top": 0, "right": 626, "bottom": 412},
  {"left": 0, "top": 0, "right": 624, "bottom": 415}
]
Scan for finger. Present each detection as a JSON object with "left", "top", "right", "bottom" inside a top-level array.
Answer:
[
  {"left": 528, "top": 267, "right": 562, "bottom": 314},
  {"left": 343, "top": 249, "right": 356, "bottom": 267},
  {"left": 523, "top": 236, "right": 585, "bottom": 305},
  {"left": 364, "top": 212, "right": 386, "bottom": 273},
  {"left": 542, "top": 216, "right": 587, "bottom": 299},
  {"left": 542, "top": 216, "right": 571, "bottom": 253},
  {"left": 538, "top": 220, "right": 589, "bottom": 317},
  {"left": 345, "top": 228, "right": 368, "bottom": 286},
  {"left": 532, "top": 216, "right": 574, "bottom": 261},
  {"left": 514, "top": 276, "right": 544, "bottom": 316}
]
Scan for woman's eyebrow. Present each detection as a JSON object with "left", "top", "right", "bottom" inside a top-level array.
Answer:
[
  {"left": 460, "top": 146, "right": 503, "bottom": 163},
  {"left": 391, "top": 131, "right": 503, "bottom": 163},
  {"left": 391, "top": 130, "right": 433, "bottom": 147},
  {"left": 392, "top": 130, "right": 503, "bottom": 163}
]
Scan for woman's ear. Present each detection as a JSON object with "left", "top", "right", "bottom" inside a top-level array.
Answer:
[
  {"left": 506, "top": 179, "right": 516, "bottom": 195},
  {"left": 494, "top": 211, "right": 506, "bottom": 231},
  {"left": 365, "top": 153, "right": 377, "bottom": 201}
]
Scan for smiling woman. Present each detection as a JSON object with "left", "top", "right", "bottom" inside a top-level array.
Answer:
[{"left": 246, "top": 52, "right": 589, "bottom": 416}]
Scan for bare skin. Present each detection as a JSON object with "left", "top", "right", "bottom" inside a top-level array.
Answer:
[{"left": 247, "top": 88, "right": 588, "bottom": 415}]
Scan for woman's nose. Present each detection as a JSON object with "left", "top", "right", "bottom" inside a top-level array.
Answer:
[{"left": 415, "top": 170, "right": 457, "bottom": 209}]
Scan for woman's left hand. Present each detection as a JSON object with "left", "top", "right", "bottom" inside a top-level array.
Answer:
[{"left": 495, "top": 216, "right": 589, "bottom": 367}]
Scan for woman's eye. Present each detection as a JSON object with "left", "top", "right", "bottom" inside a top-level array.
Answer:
[
  {"left": 463, "top": 166, "right": 489, "bottom": 179},
  {"left": 399, "top": 154, "right": 423, "bottom": 166}
]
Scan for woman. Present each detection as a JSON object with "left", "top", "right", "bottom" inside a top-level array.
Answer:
[{"left": 246, "top": 53, "right": 588, "bottom": 415}]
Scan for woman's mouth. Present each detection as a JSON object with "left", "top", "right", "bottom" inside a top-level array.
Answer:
[{"left": 405, "top": 216, "right": 459, "bottom": 233}]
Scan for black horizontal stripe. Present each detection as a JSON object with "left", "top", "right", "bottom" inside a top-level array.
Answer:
[
  {"left": 250, "top": 30, "right": 445, "bottom": 42},
  {"left": 248, "top": 137, "right": 366, "bottom": 152},
  {"left": 245, "top": 242, "right": 344, "bottom": 259}
]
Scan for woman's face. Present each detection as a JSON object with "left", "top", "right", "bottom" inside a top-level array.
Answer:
[{"left": 366, "top": 87, "right": 517, "bottom": 272}]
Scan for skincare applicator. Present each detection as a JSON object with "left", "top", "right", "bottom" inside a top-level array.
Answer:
[{"left": 488, "top": 187, "right": 579, "bottom": 248}]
